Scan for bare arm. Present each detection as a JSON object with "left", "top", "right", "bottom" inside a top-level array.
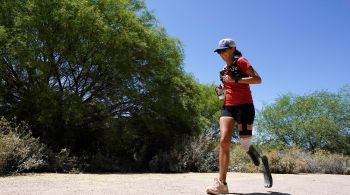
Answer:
[{"left": 222, "top": 66, "right": 262, "bottom": 84}]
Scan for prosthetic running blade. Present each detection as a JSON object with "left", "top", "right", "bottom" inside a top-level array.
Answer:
[{"left": 261, "top": 156, "right": 273, "bottom": 188}]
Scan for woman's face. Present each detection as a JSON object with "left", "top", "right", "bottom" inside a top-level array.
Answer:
[{"left": 218, "top": 47, "right": 234, "bottom": 62}]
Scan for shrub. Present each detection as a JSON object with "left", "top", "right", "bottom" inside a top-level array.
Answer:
[
  {"left": 304, "top": 149, "right": 349, "bottom": 174},
  {"left": 230, "top": 144, "right": 256, "bottom": 173},
  {"left": 156, "top": 138, "right": 350, "bottom": 174},
  {"left": 0, "top": 117, "right": 47, "bottom": 174},
  {"left": 46, "top": 148, "right": 79, "bottom": 173},
  {"left": 264, "top": 147, "right": 305, "bottom": 174},
  {"left": 149, "top": 129, "right": 219, "bottom": 172},
  {"left": 178, "top": 129, "right": 219, "bottom": 172},
  {"left": 262, "top": 147, "right": 350, "bottom": 174},
  {"left": 0, "top": 117, "right": 79, "bottom": 174}
]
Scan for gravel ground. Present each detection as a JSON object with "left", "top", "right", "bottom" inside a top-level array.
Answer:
[{"left": 0, "top": 172, "right": 349, "bottom": 195}]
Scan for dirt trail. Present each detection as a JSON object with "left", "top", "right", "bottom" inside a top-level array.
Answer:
[{"left": 0, "top": 172, "right": 349, "bottom": 195}]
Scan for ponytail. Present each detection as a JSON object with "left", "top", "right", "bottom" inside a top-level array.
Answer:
[{"left": 234, "top": 49, "right": 242, "bottom": 57}]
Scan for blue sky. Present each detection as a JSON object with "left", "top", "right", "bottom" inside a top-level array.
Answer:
[{"left": 145, "top": 0, "right": 350, "bottom": 110}]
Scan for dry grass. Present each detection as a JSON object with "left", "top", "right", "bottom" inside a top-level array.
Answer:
[
  {"left": 0, "top": 117, "right": 47, "bottom": 174},
  {"left": 265, "top": 147, "right": 350, "bottom": 174}
]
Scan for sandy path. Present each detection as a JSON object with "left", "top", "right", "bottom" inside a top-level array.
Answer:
[{"left": 0, "top": 173, "right": 349, "bottom": 195}]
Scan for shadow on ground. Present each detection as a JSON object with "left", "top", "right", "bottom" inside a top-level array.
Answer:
[{"left": 229, "top": 192, "right": 290, "bottom": 195}]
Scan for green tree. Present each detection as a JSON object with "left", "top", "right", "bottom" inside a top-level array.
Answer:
[
  {"left": 255, "top": 89, "right": 350, "bottom": 154},
  {"left": 196, "top": 83, "right": 222, "bottom": 129},
  {"left": 0, "top": 0, "right": 206, "bottom": 170}
]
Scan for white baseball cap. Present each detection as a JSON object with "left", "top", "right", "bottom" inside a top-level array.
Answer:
[{"left": 214, "top": 38, "right": 236, "bottom": 52}]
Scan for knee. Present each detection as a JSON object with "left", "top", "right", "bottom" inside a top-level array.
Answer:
[{"left": 220, "top": 137, "right": 231, "bottom": 148}]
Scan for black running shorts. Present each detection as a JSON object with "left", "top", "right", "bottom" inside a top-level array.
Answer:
[{"left": 220, "top": 103, "right": 255, "bottom": 125}]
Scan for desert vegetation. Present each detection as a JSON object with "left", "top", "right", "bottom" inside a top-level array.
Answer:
[{"left": 1, "top": 0, "right": 349, "bottom": 175}]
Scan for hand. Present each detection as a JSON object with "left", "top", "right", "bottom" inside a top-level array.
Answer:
[{"left": 222, "top": 75, "right": 235, "bottom": 83}]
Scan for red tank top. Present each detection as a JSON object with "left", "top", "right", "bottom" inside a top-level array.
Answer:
[{"left": 223, "top": 57, "right": 253, "bottom": 106}]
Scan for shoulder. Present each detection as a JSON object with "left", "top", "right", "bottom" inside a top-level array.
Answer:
[
  {"left": 237, "top": 57, "right": 249, "bottom": 64},
  {"left": 237, "top": 57, "right": 251, "bottom": 67}
]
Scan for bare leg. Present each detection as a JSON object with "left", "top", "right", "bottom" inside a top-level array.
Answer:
[{"left": 219, "top": 116, "right": 234, "bottom": 182}]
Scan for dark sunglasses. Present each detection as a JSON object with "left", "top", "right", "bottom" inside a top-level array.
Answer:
[{"left": 216, "top": 48, "right": 231, "bottom": 54}]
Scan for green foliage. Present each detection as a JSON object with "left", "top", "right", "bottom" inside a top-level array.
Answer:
[
  {"left": 1, "top": 0, "right": 348, "bottom": 173},
  {"left": 255, "top": 89, "right": 350, "bottom": 154},
  {"left": 196, "top": 84, "right": 222, "bottom": 129},
  {"left": 0, "top": 0, "right": 212, "bottom": 171}
]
